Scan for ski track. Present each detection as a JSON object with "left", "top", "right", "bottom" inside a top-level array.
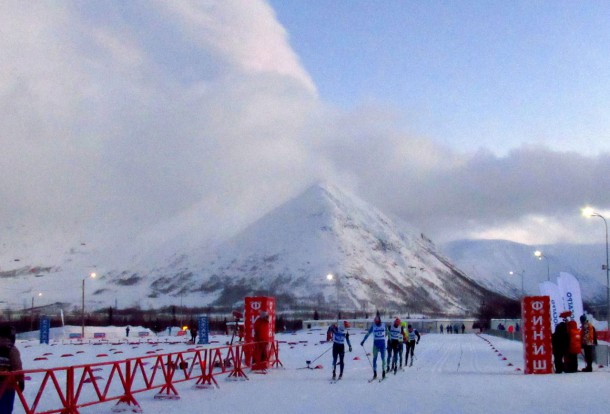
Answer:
[
  {"left": 289, "top": 331, "right": 523, "bottom": 383},
  {"left": 16, "top": 329, "right": 610, "bottom": 414},
  {"left": 353, "top": 332, "right": 524, "bottom": 376}
]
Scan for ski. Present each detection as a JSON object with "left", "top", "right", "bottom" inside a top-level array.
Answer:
[
  {"left": 368, "top": 372, "right": 387, "bottom": 383},
  {"left": 330, "top": 377, "right": 341, "bottom": 384}
]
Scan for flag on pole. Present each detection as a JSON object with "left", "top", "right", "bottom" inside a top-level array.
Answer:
[
  {"left": 539, "top": 281, "right": 564, "bottom": 333},
  {"left": 557, "top": 272, "right": 584, "bottom": 322}
]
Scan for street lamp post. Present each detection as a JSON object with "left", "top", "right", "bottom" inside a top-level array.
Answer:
[
  {"left": 82, "top": 272, "right": 96, "bottom": 338},
  {"left": 582, "top": 207, "right": 610, "bottom": 333},
  {"left": 326, "top": 273, "right": 339, "bottom": 319},
  {"left": 534, "top": 250, "right": 550, "bottom": 281},
  {"left": 30, "top": 292, "right": 42, "bottom": 331},
  {"left": 509, "top": 270, "right": 525, "bottom": 297}
]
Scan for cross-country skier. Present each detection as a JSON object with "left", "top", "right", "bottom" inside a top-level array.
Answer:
[
  {"left": 387, "top": 319, "right": 403, "bottom": 373},
  {"left": 385, "top": 323, "right": 393, "bottom": 369},
  {"left": 404, "top": 324, "right": 420, "bottom": 367},
  {"left": 360, "top": 315, "right": 387, "bottom": 379},
  {"left": 327, "top": 321, "right": 352, "bottom": 380}
]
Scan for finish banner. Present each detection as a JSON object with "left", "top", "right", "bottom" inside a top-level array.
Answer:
[
  {"left": 244, "top": 296, "right": 276, "bottom": 343},
  {"left": 244, "top": 296, "right": 276, "bottom": 368},
  {"left": 522, "top": 296, "right": 553, "bottom": 374}
]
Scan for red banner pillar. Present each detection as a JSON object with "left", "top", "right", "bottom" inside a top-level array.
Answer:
[
  {"left": 244, "top": 297, "right": 275, "bottom": 369},
  {"left": 522, "top": 296, "right": 553, "bottom": 374}
]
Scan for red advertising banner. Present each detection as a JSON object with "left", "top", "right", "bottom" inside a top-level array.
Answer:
[
  {"left": 244, "top": 296, "right": 276, "bottom": 343},
  {"left": 244, "top": 296, "right": 276, "bottom": 370},
  {"left": 521, "top": 296, "right": 553, "bottom": 374}
]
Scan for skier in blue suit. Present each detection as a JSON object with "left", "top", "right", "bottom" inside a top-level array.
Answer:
[
  {"left": 327, "top": 320, "right": 352, "bottom": 380},
  {"left": 360, "top": 315, "right": 387, "bottom": 379}
]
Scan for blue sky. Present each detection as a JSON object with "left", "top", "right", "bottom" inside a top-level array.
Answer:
[{"left": 270, "top": 1, "right": 610, "bottom": 155}]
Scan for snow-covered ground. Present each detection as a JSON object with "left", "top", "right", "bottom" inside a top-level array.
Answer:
[{"left": 13, "top": 326, "right": 609, "bottom": 414}]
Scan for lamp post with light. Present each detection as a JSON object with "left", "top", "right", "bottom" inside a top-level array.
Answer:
[
  {"left": 81, "top": 272, "right": 96, "bottom": 338},
  {"left": 30, "top": 292, "right": 42, "bottom": 331},
  {"left": 326, "top": 273, "right": 355, "bottom": 319},
  {"left": 326, "top": 273, "right": 339, "bottom": 319},
  {"left": 534, "top": 250, "right": 550, "bottom": 281},
  {"left": 509, "top": 270, "right": 525, "bottom": 297},
  {"left": 582, "top": 207, "right": 610, "bottom": 333}
]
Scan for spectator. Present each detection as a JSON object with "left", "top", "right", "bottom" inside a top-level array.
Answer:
[
  {"left": 0, "top": 325, "right": 23, "bottom": 414},
  {"left": 552, "top": 311, "right": 570, "bottom": 374},
  {"left": 580, "top": 314, "right": 596, "bottom": 372},
  {"left": 565, "top": 314, "right": 581, "bottom": 373},
  {"left": 252, "top": 311, "right": 271, "bottom": 371}
]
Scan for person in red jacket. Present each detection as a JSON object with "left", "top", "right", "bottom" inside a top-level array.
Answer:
[
  {"left": 565, "top": 314, "right": 581, "bottom": 373},
  {"left": 252, "top": 311, "right": 271, "bottom": 370}
]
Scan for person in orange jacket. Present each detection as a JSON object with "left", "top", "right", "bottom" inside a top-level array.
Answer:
[
  {"left": 252, "top": 311, "right": 271, "bottom": 370},
  {"left": 580, "top": 314, "right": 596, "bottom": 372}
]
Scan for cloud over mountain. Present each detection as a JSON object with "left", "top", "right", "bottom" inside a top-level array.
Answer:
[{"left": 2, "top": 0, "right": 610, "bottom": 276}]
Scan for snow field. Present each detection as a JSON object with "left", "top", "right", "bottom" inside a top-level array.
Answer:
[{"left": 14, "top": 328, "right": 610, "bottom": 414}]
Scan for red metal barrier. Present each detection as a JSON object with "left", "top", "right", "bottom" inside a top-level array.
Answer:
[
  {"left": 596, "top": 329, "right": 610, "bottom": 342},
  {"left": 0, "top": 340, "right": 282, "bottom": 414}
]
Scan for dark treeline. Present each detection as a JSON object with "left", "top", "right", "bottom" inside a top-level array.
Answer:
[{"left": 1, "top": 305, "right": 305, "bottom": 334}]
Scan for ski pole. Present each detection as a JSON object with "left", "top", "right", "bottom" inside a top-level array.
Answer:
[
  {"left": 361, "top": 343, "right": 374, "bottom": 370},
  {"left": 310, "top": 345, "right": 333, "bottom": 364}
]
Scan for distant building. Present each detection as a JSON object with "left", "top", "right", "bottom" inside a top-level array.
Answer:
[{"left": 0, "top": 302, "right": 71, "bottom": 321}]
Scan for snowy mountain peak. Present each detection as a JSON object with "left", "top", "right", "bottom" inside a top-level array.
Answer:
[
  {"left": 97, "top": 182, "right": 504, "bottom": 315},
  {"left": 3, "top": 183, "right": 511, "bottom": 316}
]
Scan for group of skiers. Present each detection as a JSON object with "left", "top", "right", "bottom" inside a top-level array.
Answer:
[
  {"left": 326, "top": 315, "right": 420, "bottom": 380},
  {"left": 552, "top": 311, "right": 597, "bottom": 373}
]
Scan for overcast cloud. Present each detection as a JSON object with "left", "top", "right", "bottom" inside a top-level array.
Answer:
[{"left": 1, "top": 1, "right": 609, "bottom": 267}]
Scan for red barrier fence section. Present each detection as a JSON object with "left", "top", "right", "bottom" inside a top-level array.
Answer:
[
  {"left": 0, "top": 340, "right": 282, "bottom": 414},
  {"left": 597, "top": 330, "right": 610, "bottom": 342}
]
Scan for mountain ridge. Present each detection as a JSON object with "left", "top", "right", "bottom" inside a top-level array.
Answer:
[
  {"left": 102, "top": 183, "right": 512, "bottom": 315},
  {"left": 3, "top": 183, "right": 605, "bottom": 316}
]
